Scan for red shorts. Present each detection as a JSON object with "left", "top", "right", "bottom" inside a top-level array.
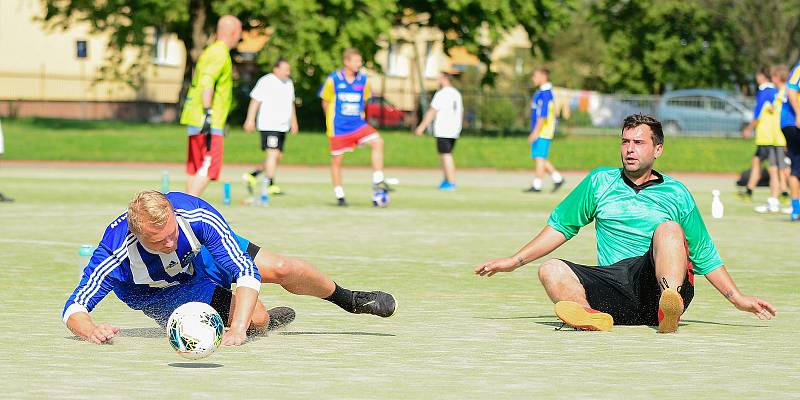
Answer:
[
  {"left": 329, "top": 125, "right": 380, "bottom": 155},
  {"left": 187, "top": 134, "right": 224, "bottom": 180}
]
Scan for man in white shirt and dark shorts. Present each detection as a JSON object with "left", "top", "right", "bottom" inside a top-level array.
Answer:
[
  {"left": 415, "top": 72, "right": 463, "bottom": 190},
  {"left": 243, "top": 58, "right": 299, "bottom": 196}
]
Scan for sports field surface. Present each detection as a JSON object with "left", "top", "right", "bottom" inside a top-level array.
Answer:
[{"left": 1, "top": 163, "right": 797, "bottom": 399}]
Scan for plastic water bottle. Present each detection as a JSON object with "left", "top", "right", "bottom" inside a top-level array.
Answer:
[
  {"left": 711, "top": 190, "right": 724, "bottom": 219},
  {"left": 161, "top": 170, "right": 170, "bottom": 193},
  {"left": 78, "top": 245, "right": 94, "bottom": 272},
  {"left": 259, "top": 180, "right": 270, "bottom": 207},
  {"left": 223, "top": 181, "right": 231, "bottom": 205}
]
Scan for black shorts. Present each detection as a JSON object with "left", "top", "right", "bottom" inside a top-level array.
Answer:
[
  {"left": 207, "top": 241, "right": 261, "bottom": 326},
  {"left": 561, "top": 243, "right": 694, "bottom": 326},
  {"left": 260, "top": 131, "right": 287, "bottom": 152},
  {"left": 781, "top": 126, "right": 800, "bottom": 178},
  {"left": 436, "top": 137, "right": 457, "bottom": 154}
]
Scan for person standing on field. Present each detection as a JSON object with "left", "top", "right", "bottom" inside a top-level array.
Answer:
[
  {"left": 415, "top": 71, "right": 463, "bottom": 190},
  {"left": 180, "top": 15, "right": 242, "bottom": 197},
  {"left": 243, "top": 57, "right": 298, "bottom": 196},
  {"left": 524, "top": 68, "right": 564, "bottom": 193}
]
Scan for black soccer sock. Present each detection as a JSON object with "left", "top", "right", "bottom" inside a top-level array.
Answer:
[
  {"left": 745, "top": 188, "right": 753, "bottom": 196},
  {"left": 323, "top": 282, "right": 354, "bottom": 312},
  {"left": 250, "top": 168, "right": 262, "bottom": 177}
]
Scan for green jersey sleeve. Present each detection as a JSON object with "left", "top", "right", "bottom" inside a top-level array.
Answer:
[
  {"left": 547, "top": 170, "right": 599, "bottom": 239},
  {"left": 679, "top": 201, "right": 724, "bottom": 275}
]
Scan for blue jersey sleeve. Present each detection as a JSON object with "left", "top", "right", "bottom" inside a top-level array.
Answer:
[
  {"left": 530, "top": 93, "right": 539, "bottom": 130},
  {"left": 180, "top": 197, "right": 261, "bottom": 290},
  {"left": 61, "top": 240, "right": 127, "bottom": 323},
  {"left": 788, "top": 65, "right": 800, "bottom": 91},
  {"left": 538, "top": 91, "right": 552, "bottom": 119},
  {"left": 753, "top": 91, "right": 767, "bottom": 120}
]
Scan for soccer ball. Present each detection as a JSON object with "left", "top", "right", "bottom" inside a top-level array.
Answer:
[
  {"left": 167, "top": 302, "right": 224, "bottom": 360},
  {"left": 372, "top": 190, "right": 390, "bottom": 207}
]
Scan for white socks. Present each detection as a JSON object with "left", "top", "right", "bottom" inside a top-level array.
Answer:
[
  {"left": 334, "top": 186, "right": 345, "bottom": 199},
  {"left": 373, "top": 171, "right": 385, "bottom": 184},
  {"left": 551, "top": 172, "right": 563, "bottom": 184},
  {"left": 532, "top": 178, "right": 543, "bottom": 190}
]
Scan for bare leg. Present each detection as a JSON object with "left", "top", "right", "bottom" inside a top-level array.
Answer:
[
  {"left": 746, "top": 156, "right": 761, "bottom": 192},
  {"left": 652, "top": 221, "right": 688, "bottom": 291},
  {"left": 366, "top": 136, "right": 385, "bottom": 172},
  {"left": 790, "top": 176, "right": 800, "bottom": 199},
  {"left": 538, "top": 259, "right": 589, "bottom": 307},
  {"left": 767, "top": 166, "right": 780, "bottom": 199},
  {"left": 535, "top": 158, "right": 546, "bottom": 181},
  {"left": 330, "top": 154, "right": 344, "bottom": 188},
  {"left": 440, "top": 153, "right": 456, "bottom": 183},
  {"left": 253, "top": 249, "right": 336, "bottom": 298},
  {"left": 780, "top": 167, "right": 790, "bottom": 194},
  {"left": 187, "top": 175, "right": 210, "bottom": 197},
  {"left": 264, "top": 149, "right": 281, "bottom": 181}
]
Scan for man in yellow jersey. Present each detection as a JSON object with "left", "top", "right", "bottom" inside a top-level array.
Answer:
[
  {"left": 741, "top": 66, "right": 790, "bottom": 213},
  {"left": 524, "top": 68, "right": 564, "bottom": 193},
  {"left": 180, "top": 15, "right": 242, "bottom": 197}
]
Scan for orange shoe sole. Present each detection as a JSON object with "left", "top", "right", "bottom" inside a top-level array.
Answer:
[
  {"left": 657, "top": 288, "right": 684, "bottom": 334},
  {"left": 555, "top": 301, "right": 614, "bottom": 331}
]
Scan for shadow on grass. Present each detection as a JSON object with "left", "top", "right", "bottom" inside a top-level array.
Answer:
[
  {"left": 278, "top": 331, "right": 396, "bottom": 337},
  {"left": 118, "top": 327, "right": 166, "bottom": 338},
  {"left": 475, "top": 315, "right": 553, "bottom": 320},
  {"left": 168, "top": 362, "right": 223, "bottom": 368},
  {"left": 668, "top": 319, "right": 770, "bottom": 328},
  {"left": 18, "top": 117, "right": 137, "bottom": 131}
]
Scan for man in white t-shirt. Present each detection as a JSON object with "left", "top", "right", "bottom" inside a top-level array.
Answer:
[
  {"left": 0, "top": 118, "right": 12, "bottom": 202},
  {"left": 243, "top": 58, "right": 298, "bottom": 196},
  {"left": 415, "top": 72, "right": 463, "bottom": 190}
]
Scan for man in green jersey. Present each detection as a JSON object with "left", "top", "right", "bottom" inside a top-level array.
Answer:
[
  {"left": 475, "top": 114, "right": 776, "bottom": 333},
  {"left": 180, "top": 15, "right": 242, "bottom": 197}
]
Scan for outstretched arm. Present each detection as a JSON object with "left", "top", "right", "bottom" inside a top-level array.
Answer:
[
  {"left": 66, "top": 312, "right": 119, "bottom": 344},
  {"left": 475, "top": 225, "right": 567, "bottom": 277},
  {"left": 705, "top": 266, "right": 776, "bottom": 320}
]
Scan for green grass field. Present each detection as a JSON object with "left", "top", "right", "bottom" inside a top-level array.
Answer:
[
  {"left": 1, "top": 163, "right": 798, "bottom": 399},
  {"left": 1, "top": 117, "right": 755, "bottom": 172}
]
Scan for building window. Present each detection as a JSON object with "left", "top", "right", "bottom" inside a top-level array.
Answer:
[
  {"left": 153, "top": 28, "right": 181, "bottom": 67},
  {"left": 387, "top": 43, "right": 408, "bottom": 77}
]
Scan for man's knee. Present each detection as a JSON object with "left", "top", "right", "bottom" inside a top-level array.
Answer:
[
  {"left": 538, "top": 259, "right": 571, "bottom": 285},
  {"left": 654, "top": 221, "right": 684, "bottom": 243}
]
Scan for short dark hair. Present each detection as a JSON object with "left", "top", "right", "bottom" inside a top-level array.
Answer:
[
  {"left": 534, "top": 67, "right": 550, "bottom": 77},
  {"left": 770, "top": 64, "right": 788, "bottom": 82},
  {"left": 622, "top": 114, "right": 664, "bottom": 146},
  {"left": 273, "top": 57, "right": 289, "bottom": 69},
  {"left": 757, "top": 66, "right": 770, "bottom": 78}
]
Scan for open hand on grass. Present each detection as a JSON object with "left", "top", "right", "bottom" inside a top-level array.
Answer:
[
  {"left": 731, "top": 293, "right": 776, "bottom": 320},
  {"left": 475, "top": 257, "right": 520, "bottom": 277},
  {"left": 88, "top": 323, "right": 119, "bottom": 344}
]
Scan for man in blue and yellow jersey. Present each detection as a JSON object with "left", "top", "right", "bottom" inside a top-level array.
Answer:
[
  {"left": 741, "top": 67, "right": 788, "bottom": 213},
  {"left": 319, "top": 48, "right": 389, "bottom": 207},
  {"left": 477, "top": 114, "right": 776, "bottom": 333},
  {"left": 525, "top": 68, "right": 564, "bottom": 193},
  {"left": 180, "top": 15, "right": 241, "bottom": 197},
  {"left": 780, "top": 60, "right": 800, "bottom": 221}
]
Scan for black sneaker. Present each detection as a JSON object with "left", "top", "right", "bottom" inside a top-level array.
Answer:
[
  {"left": 523, "top": 186, "right": 541, "bottom": 193},
  {"left": 267, "top": 306, "right": 296, "bottom": 331},
  {"left": 552, "top": 180, "right": 565, "bottom": 193},
  {"left": 337, "top": 197, "right": 348, "bottom": 207},
  {"left": 0, "top": 192, "right": 13, "bottom": 202},
  {"left": 352, "top": 291, "right": 396, "bottom": 318},
  {"left": 373, "top": 181, "right": 394, "bottom": 192}
]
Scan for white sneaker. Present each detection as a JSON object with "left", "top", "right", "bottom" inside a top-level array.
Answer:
[
  {"left": 782, "top": 207, "right": 793, "bottom": 215},
  {"left": 754, "top": 203, "right": 780, "bottom": 213}
]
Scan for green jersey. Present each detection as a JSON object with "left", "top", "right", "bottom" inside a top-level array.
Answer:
[
  {"left": 180, "top": 40, "right": 233, "bottom": 133},
  {"left": 547, "top": 167, "right": 723, "bottom": 275}
]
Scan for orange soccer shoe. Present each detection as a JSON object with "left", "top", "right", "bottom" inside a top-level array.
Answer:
[
  {"left": 657, "top": 288, "right": 684, "bottom": 334},
  {"left": 554, "top": 301, "right": 614, "bottom": 331}
]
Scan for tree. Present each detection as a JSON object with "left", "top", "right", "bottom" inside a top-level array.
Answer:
[{"left": 591, "top": 0, "right": 739, "bottom": 94}]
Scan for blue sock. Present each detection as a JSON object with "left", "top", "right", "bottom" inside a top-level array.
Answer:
[{"left": 793, "top": 199, "right": 800, "bottom": 214}]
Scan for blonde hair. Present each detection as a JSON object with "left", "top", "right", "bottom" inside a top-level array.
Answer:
[
  {"left": 343, "top": 48, "right": 361, "bottom": 61},
  {"left": 127, "top": 190, "right": 173, "bottom": 235},
  {"left": 770, "top": 64, "right": 789, "bottom": 83}
]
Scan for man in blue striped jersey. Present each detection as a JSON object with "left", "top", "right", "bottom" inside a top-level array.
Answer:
[{"left": 62, "top": 191, "right": 396, "bottom": 345}]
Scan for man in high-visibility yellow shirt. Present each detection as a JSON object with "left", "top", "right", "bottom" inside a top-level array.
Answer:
[{"left": 180, "top": 15, "right": 242, "bottom": 197}]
